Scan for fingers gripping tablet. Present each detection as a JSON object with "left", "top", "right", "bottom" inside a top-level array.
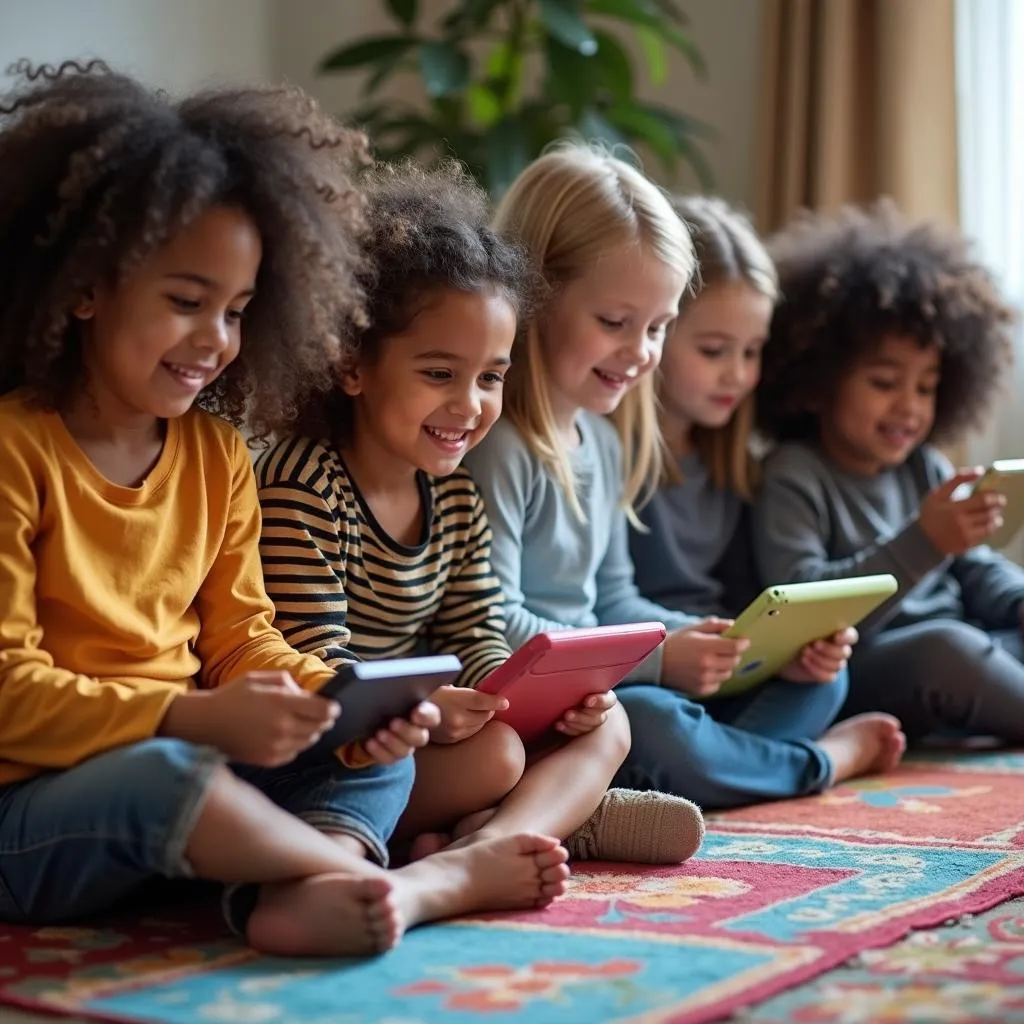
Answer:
[
  {"left": 477, "top": 623, "right": 666, "bottom": 743},
  {"left": 718, "top": 574, "right": 898, "bottom": 696},
  {"left": 304, "top": 655, "right": 461, "bottom": 756}
]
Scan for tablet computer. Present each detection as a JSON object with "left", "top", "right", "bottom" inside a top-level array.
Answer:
[
  {"left": 972, "top": 459, "right": 1024, "bottom": 549},
  {"left": 303, "top": 654, "right": 461, "bottom": 758},
  {"left": 477, "top": 622, "right": 667, "bottom": 743},
  {"left": 716, "top": 574, "right": 898, "bottom": 697}
]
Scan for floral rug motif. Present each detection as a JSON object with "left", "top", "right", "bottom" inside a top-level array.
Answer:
[{"left": 3, "top": 751, "right": 1024, "bottom": 1023}]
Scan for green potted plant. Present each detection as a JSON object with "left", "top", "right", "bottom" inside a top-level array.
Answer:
[{"left": 319, "top": 0, "right": 713, "bottom": 195}]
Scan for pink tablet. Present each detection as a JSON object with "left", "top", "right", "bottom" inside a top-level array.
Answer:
[{"left": 477, "top": 622, "right": 667, "bottom": 743}]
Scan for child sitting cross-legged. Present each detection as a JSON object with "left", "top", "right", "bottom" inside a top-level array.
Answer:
[{"left": 257, "top": 161, "right": 702, "bottom": 865}]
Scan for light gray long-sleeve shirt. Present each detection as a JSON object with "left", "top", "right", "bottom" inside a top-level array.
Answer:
[
  {"left": 753, "top": 440, "right": 1024, "bottom": 637},
  {"left": 463, "top": 413, "right": 694, "bottom": 683}
]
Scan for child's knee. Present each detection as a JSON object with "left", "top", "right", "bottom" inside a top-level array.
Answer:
[
  {"left": 473, "top": 720, "right": 527, "bottom": 797},
  {"left": 599, "top": 701, "right": 632, "bottom": 765},
  {"left": 915, "top": 621, "right": 994, "bottom": 681}
]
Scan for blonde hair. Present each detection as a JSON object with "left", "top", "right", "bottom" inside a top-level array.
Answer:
[
  {"left": 494, "top": 144, "right": 695, "bottom": 519},
  {"left": 664, "top": 195, "right": 778, "bottom": 500}
]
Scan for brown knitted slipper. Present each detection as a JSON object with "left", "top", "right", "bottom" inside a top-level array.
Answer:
[{"left": 565, "top": 788, "right": 705, "bottom": 864}]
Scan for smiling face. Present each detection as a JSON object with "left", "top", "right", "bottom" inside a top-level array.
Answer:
[
  {"left": 820, "top": 333, "right": 941, "bottom": 475},
  {"left": 74, "top": 205, "right": 261, "bottom": 423},
  {"left": 342, "top": 286, "right": 517, "bottom": 480},
  {"left": 658, "top": 280, "right": 774, "bottom": 443},
  {"left": 540, "top": 244, "right": 685, "bottom": 434}
]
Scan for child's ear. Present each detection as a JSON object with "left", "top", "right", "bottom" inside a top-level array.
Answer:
[
  {"left": 72, "top": 289, "right": 96, "bottom": 320},
  {"left": 336, "top": 360, "right": 363, "bottom": 397}
]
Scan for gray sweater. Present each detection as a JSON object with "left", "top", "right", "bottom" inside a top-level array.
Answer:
[
  {"left": 753, "top": 441, "right": 1024, "bottom": 636},
  {"left": 630, "top": 451, "right": 760, "bottom": 618},
  {"left": 463, "top": 414, "right": 694, "bottom": 683}
]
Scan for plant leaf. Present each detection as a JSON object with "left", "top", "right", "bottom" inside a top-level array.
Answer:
[
  {"left": 638, "top": 104, "right": 716, "bottom": 186},
  {"left": 649, "top": 0, "right": 689, "bottom": 24},
  {"left": 538, "top": 0, "right": 599, "bottom": 56},
  {"left": 441, "top": 0, "right": 504, "bottom": 36},
  {"left": 577, "top": 107, "right": 629, "bottom": 149},
  {"left": 640, "top": 102, "right": 717, "bottom": 141},
  {"left": 467, "top": 83, "right": 502, "bottom": 128},
  {"left": 606, "top": 102, "right": 678, "bottom": 173},
  {"left": 591, "top": 30, "right": 634, "bottom": 102},
  {"left": 386, "top": 0, "right": 418, "bottom": 26},
  {"left": 361, "top": 50, "right": 412, "bottom": 96},
  {"left": 486, "top": 117, "right": 530, "bottom": 196},
  {"left": 320, "top": 36, "right": 418, "bottom": 72},
  {"left": 635, "top": 26, "right": 666, "bottom": 85},
  {"left": 484, "top": 40, "right": 526, "bottom": 110},
  {"left": 587, "top": 0, "right": 705, "bottom": 75},
  {"left": 545, "top": 36, "right": 592, "bottom": 118},
  {"left": 418, "top": 41, "right": 471, "bottom": 97}
]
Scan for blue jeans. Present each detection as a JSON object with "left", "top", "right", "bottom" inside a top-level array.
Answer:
[
  {"left": 614, "top": 670, "right": 848, "bottom": 810},
  {"left": 0, "top": 738, "right": 414, "bottom": 926}
]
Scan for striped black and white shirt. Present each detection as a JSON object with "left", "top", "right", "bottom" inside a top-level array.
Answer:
[{"left": 255, "top": 436, "right": 511, "bottom": 688}]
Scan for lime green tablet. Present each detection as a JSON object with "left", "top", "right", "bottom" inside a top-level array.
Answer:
[
  {"left": 714, "top": 574, "right": 899, "bottom": 697},
  {"left": 972, "top": 459, "right": 1024, "bottom": 549}
]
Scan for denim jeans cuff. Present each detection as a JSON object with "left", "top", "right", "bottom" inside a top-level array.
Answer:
[
  {"left": 299, "top": 810, "right": 390, "bottom": 867},
  {"left": 162, "top": 746, "right": 227, "bottom": 878},
  {"left": 806, "top": 740, "right": 835, "bottom": 793}
]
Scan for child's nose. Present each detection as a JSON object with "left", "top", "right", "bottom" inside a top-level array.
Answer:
[{"left": 447, "top": 387, "right": 481, "bottom": 419}]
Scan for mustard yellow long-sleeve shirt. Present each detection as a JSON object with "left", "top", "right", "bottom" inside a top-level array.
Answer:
[{"left": 0, "top": 392, "right": 334, "bottom": 785}]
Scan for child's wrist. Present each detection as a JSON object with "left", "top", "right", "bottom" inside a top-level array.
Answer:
[{"left": 158, "top": 691, "right": 214, "bottom": 745}]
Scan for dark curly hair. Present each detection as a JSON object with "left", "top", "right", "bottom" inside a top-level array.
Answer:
[
  {"left": 0, "top": 59, "right": 370, "bottom": 439},
  {"left": 289, "top": 159, "right": 535, "bottom": 440},
  {"left": 757, "top": 200, "right": 1016, "bottom": 446}
]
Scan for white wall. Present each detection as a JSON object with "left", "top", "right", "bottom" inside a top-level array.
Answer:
[
  {"left": 273, "top": 0, "right": 764, "bottom": 209},
  {"left": 0, "top": 0, "right": 275, "bottom": 93}
]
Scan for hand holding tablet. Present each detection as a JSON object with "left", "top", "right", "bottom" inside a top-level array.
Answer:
[{"left": 477, "top": 622, "right": 667, "bottom": 743}]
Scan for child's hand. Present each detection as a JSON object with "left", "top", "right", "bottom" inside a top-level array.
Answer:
[
  {"left": 429, "top": 685, "right": 509, "bottom": 744},
  {"left": 164, "top": 670, "right": 340, "bottom": 767},
  {"left": 919, "top": 469, "right": 1006, "bottom": 555},
  {"left": 661, "top": 618, "right": 750, "bottom": 698},
  {"left": 363, "top": 701, "right": 440, "bottom": 764},
  {"left": 556, "top": 690, "right": 618, "bottom": 737},
  {"left": 780, "top": 627, "right": 857, "bottom": 683}
]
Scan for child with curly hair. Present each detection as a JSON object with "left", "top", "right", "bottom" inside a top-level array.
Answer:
[
  {"left": 257, "top": 160, "right": 695, "bottom": 866},
  {"left": 620, "top": 196, "right": 904, "bottom": 810},
  {"left": 753, "top": 200, "right": 1024, "bottom": 744},
  {"left": 0, "top": 61, "right": 562, "bottom": 959}
]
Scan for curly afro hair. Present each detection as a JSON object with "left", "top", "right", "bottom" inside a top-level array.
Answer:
[
  {"left": 290, "top": 158, "right": 535, "bottom": 440},
  {"left": 757, "top": 200, "right": 1016, "bottom": 446},
  {"left": 0, "top": 59, "right": 370, "bottom": 439}
]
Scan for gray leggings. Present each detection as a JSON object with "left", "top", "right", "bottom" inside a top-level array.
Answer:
[{"left": 842, "top": 620, "right": 1024, "bottom": 744}]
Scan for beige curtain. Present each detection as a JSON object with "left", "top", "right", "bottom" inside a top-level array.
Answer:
[{"left": 755, "top": 0, "right": 960, "bottom": 234}]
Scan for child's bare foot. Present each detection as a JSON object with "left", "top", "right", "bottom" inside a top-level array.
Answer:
[
  {"left": 819, "top": 713, "right": 906, "bottom": 784},
  {"left": 565, "top": 788, "right": 705, "bottom": 864},
  {"left": 247, "top": 874, "right": 400, "bottom": 957},
  {"left": 391, "top": 833, "right": 570, "bottom": 925}
]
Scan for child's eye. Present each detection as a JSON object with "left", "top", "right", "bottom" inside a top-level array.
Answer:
[
  {"left": 480, "top": 371, "right": 506, "bottom": 387},
  {"left": 421, "top": 369, "right": 453, "bottom": 382},
  {"left": 168, "top": 295, "right": 201, "bottom": 311},
  {"left": 919, "top": 384, "right": 938, "bottom": 397},
  {"left": 647, "top": 324, "right": 668, "bottom": 341},
  {"left": 225, "top": 308, "right": 246, "bottom": 324},
  {"left": 744, "top": 346, "right": 762, "bottom": 361},
  {"left": 698, "top": 347, "right": 724, "bottom": 359},
  {"left": 868, "top": 378, "right": 897, "bottom": 391},
  {"left": 598, "top": 316, "right": 624, "bottom": 330}
]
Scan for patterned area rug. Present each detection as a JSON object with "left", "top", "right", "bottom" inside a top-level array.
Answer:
[
  {"left": 2, "top": 750, "right": 1024, "bottom": 1024},
  {"left": 744, "top": 895, "right": 1024, "bottom": 1022}
]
